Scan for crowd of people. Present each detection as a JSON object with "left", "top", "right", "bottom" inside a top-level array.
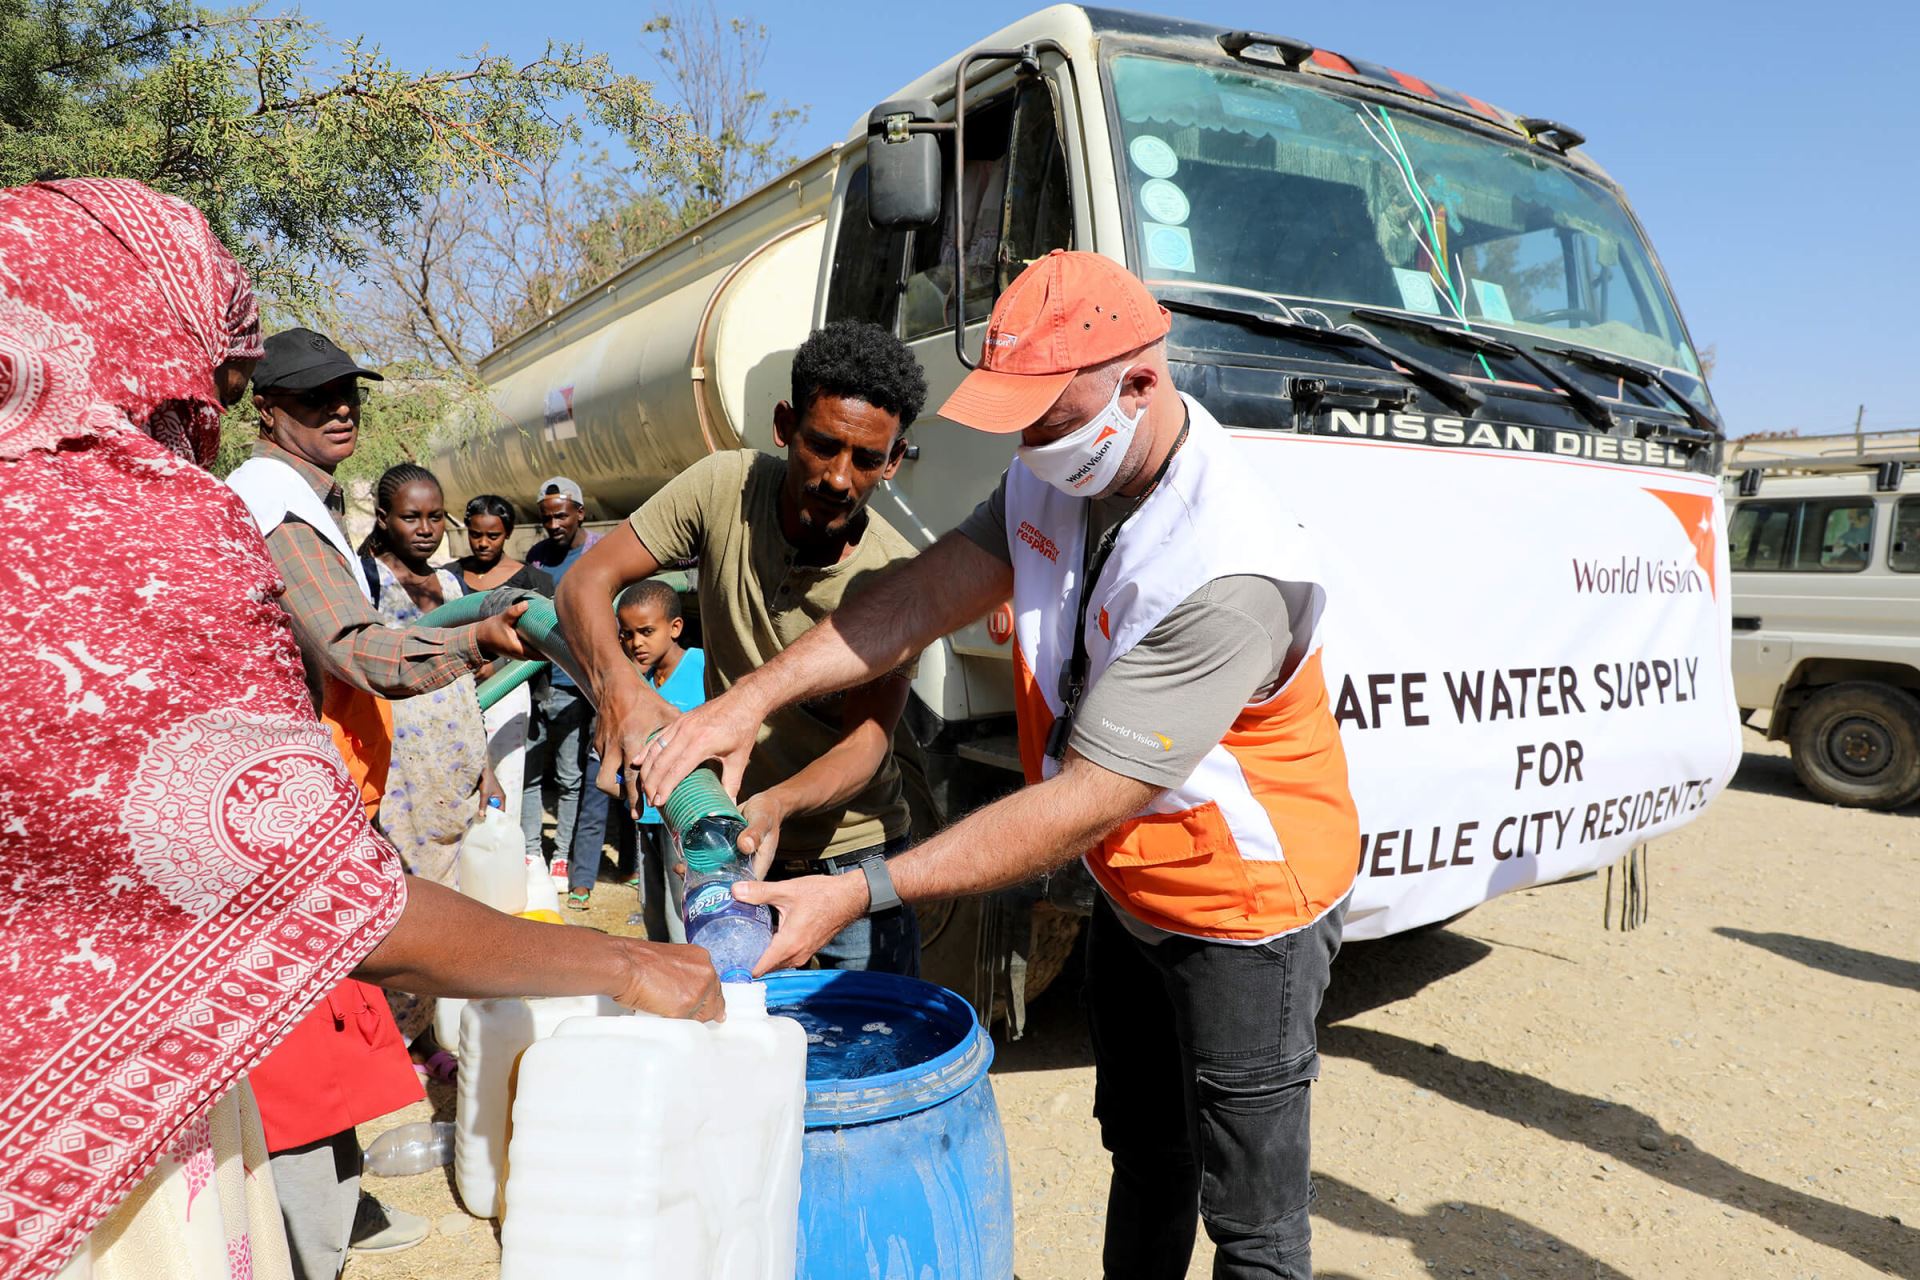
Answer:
[{"left": 0, "top": 172, "right": 1358, "bottom": 1280}]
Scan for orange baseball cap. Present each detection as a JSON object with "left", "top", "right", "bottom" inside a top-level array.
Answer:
[{"left": 938, "top": 250, "right": 1172, "bottom": 434}]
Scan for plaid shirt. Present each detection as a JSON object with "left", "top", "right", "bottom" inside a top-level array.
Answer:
[{"left": 251, "top": 440, "right": 483, "bottom": 708}]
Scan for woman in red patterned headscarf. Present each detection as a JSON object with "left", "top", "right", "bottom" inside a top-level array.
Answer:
[{"left": 0, "top": 180, "right": 721, "bottom": 1280}]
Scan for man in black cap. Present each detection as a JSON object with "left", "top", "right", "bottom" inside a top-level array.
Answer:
[
  {"left": 232, "top": 327, "right": 527, "bottom": 707},
  {"left": 226, "top": 328, "right": 529, "bottom": 1277}
]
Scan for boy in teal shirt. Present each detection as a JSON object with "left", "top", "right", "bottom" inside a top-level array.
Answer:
[{"left": 580, "top": 579, "right": 705, "bottom": 937}]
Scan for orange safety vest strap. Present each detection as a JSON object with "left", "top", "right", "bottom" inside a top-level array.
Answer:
[
  {"left": 1010, "top": 644, "right": 1053, "bottom": 786},
  {"left": 321, "top": 674, "right": 392, "bottom": 824},
  {"left": 1223, "top": 651, "right": 1361, "bottom": 921}
]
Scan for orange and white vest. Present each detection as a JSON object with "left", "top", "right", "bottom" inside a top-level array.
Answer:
[{"left": 1005, "top": 394, "right": 1359, "bottom": 943}]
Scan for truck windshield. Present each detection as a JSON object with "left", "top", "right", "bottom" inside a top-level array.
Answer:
[{"left": 1109, "top": 54, "right": 1703, "bottom": 387}]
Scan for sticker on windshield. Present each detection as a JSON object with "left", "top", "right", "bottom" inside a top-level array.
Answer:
[
  {"left": 1143, "top": 222, "right": 1196, "bottom": 273},
  {"left": 1128, "top": 135, "right": 1179, "bottom": 179},
  {"left": 1471, "top": 279, "right": 1514, "bottom": 323},
  {"left": 1138, "top": 178, "right": 1190, "bottom": 226},
  {"left": 1391, "top": 268, "right": 1442, "bottom": 315}
]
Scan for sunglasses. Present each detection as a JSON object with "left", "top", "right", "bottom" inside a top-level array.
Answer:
[{"left": 280, "top": 384, "right": 363, "bottom": 412}]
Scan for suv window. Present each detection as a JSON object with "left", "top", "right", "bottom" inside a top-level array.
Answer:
[
  {"left": 825, "top": 163, "right": 909, "bottom": 330},
  {"left": 1892, "top": 497, "right": 1920, "bottom": 573},
  {"left": 1795, "top": 499, "right": 1873, "bottom": 571},
  {"left": 1730, "top": 498, "right": 1875, "bottom": 572},
  {"left": 1728, "top": 501, "right": 1796, "bottom": 571},
  {"left": 900, "top": 80, "right": 1072, "bottom": 342}
]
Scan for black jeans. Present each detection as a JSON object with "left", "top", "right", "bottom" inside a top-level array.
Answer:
[{"left": 1084, "top": 894, "right": 1346, "bottom": 1280}]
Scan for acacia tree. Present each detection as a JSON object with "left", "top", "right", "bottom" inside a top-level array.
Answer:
[
  {"left": 341, "top": 1, "right": 807, "bottom": 378},
  {"left": 0, "top": 0, "right": 710, "bottom": 299}
]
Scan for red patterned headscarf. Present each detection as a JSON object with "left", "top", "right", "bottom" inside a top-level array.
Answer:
[
  {"left": 0, "top": 181, "right": 404, "bottom": 1280},
  {"left": 0, "top": 178, "right": 262, "bottom": 466}
]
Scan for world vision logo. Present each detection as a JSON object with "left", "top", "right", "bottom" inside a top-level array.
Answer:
[
  {"left": 1099, "top": 716, "right": 1173, "bottom": 752},
  {"left": 1098, "top": 606, "right": 1111, "bottom": 640},
  {"left": 1567, "top": 490, "right": 1719, "bottom": 600},
  {"left": 1093, "top": 424, "right": 1118, "bottom": 444},
  {"left": 1643, "top": 489, "right": 1719, "bottom": 599}
]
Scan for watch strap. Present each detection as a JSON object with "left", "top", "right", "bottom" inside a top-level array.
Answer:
[{"left": 860, "top": 854, "right": 902, "bottom": 914}]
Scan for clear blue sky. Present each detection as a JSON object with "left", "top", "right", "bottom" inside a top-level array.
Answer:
[{"left": 311, "top": 0, "right": 1917, "bottom": 438}]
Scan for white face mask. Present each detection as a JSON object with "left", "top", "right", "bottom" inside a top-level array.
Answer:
[{"left": 1017, "top": 367, "right": 1145, "bottom": 499}]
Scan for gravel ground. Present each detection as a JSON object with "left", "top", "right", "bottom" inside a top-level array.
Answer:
[{"left": 350, "top": 727, "right": 1918, "bottom": 1278}]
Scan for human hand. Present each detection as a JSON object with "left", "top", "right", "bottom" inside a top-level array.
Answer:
[
  {"left": 736, "top": 792, "right": 788, "bottom": 879},
  {"left": 604, "top": 936, "right": 725, "bottom": 1021},
  {"left": 639, "top": 689, "right": 766, "bottom": 806},
  {"left": 477, "top": 764, "right": 505, "bottom": 812},
  {"left": 594, "top": 665, "right": 678, "bottom": 815},
  {"left": 473, "top": 601, "right": 532, "bottom": 660},
  {"left": 733, "top": 871, "right": 868, "bottom": 977}
]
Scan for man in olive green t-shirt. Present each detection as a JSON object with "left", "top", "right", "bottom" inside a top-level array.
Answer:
[{"left": 557, "top": 320, "right": 927, "bottom": 974}]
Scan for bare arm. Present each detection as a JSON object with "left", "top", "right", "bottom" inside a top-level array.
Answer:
[
  {"left": 553, "top": 522, "right": 679, "bottom": 811},
  {"left": 736, "top": 674, "right": 911, "bottom": 874},
  {"left": 734, "top": 750, "right": 1156, "bottom": 974},
  {"left": 354, "top": 877, "right": 724, "bottom": 1020},
  {"left": 643, "top": 531, "right": 1012, "bottom": 801}
]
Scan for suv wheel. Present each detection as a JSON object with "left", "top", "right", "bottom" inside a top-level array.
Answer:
[{"left": 1788, "top": 682, "right": 1920, "bottom": 810}]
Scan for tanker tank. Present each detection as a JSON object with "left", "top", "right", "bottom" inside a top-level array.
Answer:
[{"left": 432, "top": 149, "right": 839, "bottom": 522}]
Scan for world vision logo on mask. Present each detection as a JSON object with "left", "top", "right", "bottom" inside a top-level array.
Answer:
[{"left": 1064, "top": 439, "right": 1117, "bottom": 490}]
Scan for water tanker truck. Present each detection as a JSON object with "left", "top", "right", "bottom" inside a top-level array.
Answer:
[{"left": 436, "top": 5, "right": 1740, "bottom": 1029}]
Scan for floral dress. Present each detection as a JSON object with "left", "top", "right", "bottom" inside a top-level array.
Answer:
[{"left": 370, "top": 559, "right": 490, "bottom": 1038}]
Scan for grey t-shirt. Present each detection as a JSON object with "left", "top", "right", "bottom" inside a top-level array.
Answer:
[{"left": 955, "top": 474, "right": 1312, "bottom": 789}]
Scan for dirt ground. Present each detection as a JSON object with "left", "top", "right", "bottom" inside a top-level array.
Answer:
[{"left": 350, "top": 727, "right": 1918, "bottom": 1279}]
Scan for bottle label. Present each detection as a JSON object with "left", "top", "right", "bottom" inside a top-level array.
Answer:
[{"left": 683, "top": 881, "right": 772, "bottom": 930}]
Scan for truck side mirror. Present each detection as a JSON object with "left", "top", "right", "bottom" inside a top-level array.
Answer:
[{"left": 866, "top": 98, "right": 942, "bottom": 230}]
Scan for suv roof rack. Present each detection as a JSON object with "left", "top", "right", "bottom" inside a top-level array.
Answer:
[{"left": 1726, "top": 451, "right": 1920, "bottom": 496}]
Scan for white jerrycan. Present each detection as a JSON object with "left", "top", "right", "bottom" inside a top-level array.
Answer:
[
  {"left": 458, "top": 798, "right": 528, "bottom": 915},
  {"left": 498, "top": 983, "right": 806, "bottom": 1280},
  {"left": 523, "top": 851, "right": 561, "bottom": 916},
  {"left": 455, "top": 994, "right": 623, "bottom": 1219}
]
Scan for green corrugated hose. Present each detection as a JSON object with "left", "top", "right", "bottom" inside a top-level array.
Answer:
[
  {"left": 413, "top": 589, "right": 585, "bottom": 696},
  {"left": 473, "top": 659, "right": 543, "bottom": 711}
]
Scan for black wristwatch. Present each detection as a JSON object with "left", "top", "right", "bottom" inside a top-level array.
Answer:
[{"left": 859, "top": 854, "right": 901, "bottom": 914}]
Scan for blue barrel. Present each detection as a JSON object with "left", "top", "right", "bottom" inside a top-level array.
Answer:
[{"left": 763, "top": 970, "right": 1013, "bottom": 1279}]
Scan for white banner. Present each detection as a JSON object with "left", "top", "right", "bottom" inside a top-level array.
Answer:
[{"left": 1232, "top": 425, "right": 1741, "bottom": 940}]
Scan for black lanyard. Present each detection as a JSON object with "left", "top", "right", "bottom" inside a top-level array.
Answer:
[{"left": 1043, "top": 412, "right": 1190, "bottom": 764}]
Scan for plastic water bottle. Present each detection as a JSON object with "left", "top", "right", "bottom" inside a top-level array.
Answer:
[
  {"left": 458, "top": 797, "right": 526, "bottom": 915},
  {"left": 664, "top": 771, "right": 772, "bottom": 983},
  {"left": 364, "top": 1120, "right": 454, "bottom": 1177}
]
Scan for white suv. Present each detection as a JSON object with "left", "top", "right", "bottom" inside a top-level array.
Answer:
[{"left": 1725, "top": 463, "right": 1920, "bottom": 808}]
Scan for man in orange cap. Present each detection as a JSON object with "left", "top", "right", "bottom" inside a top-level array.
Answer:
[{"left": 643, "top": 251, "right": 1359, "bottom": 1279}]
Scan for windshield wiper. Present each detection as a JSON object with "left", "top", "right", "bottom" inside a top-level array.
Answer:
[
  {"left": 1347, "top": 307, "right": 1618, "bottom": 435},
  {"left": 1157, "top": 287, "right": 1484, "bottom": 416},
  {"left": 1531, "top": 344, "right": 1723, "bottom": 441}
]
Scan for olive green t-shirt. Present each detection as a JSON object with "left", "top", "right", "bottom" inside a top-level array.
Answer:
[{"left": 628, "top": 449, "right": 917, "bottom": 858}]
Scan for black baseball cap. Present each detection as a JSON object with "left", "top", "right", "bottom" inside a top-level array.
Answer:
[{"left": 253, "top": 328, "right": 385, "bottom": 392}]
